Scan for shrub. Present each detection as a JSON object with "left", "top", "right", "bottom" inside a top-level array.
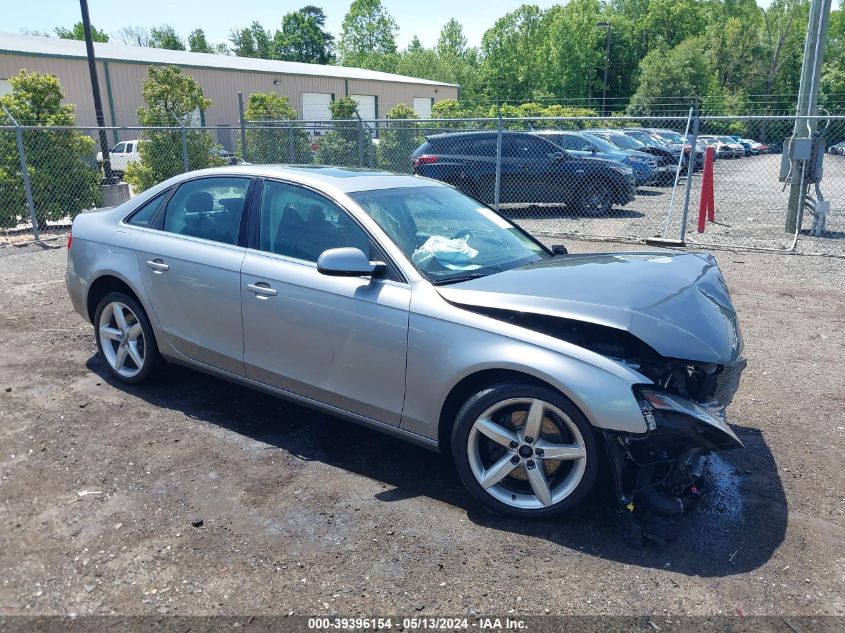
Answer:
[
  {"left": 243, "top": 92, "right": 310, "bottom": 164},
  {"left": 124, "top": 66, "right": 224, "bottom": 192},
  {"left": 376, "top": 103, "right": 422, "bottom": 173}
]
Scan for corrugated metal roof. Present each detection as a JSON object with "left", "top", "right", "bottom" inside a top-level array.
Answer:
[{"left": 0, "top": 32, "right": 458, "bottom": 87}]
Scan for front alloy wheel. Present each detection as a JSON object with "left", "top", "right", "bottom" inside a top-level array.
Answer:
[
  {"left": 452, "top": 384, "right": 598, "bottom": 517},
  {"left": 578, "top": 184, "right": 612, "bottom": 217}
]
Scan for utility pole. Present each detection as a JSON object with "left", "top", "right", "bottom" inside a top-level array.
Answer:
[
  {"left": 79, "top": 0, "right": 113, "bottom": 182},
  {"left": 785, "top": 0, "right": 832, "bottom": 233}
]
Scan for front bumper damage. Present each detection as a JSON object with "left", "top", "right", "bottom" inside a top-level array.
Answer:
[{"left": 603, "top": 388, "right": 744, "bottom": 545}]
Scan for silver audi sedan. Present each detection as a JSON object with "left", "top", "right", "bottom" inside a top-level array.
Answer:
[{"left": 66, "top": 165, "right": 744, "bottom": 524}]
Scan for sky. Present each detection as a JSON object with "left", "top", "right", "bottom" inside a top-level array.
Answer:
[{"left": 2, "top": 0, "right": 777, "bottom": 50}]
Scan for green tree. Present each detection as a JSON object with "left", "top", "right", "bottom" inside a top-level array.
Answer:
[
  {"left": 124, "top": 66, "right": 223, "bottom": 192},
  {"left": 396, "top": 37, "right": 444, "bottom": 81},
  {"left": 540, "top": 0, "right": 605, "bottom": 101},
  {"left": 640, "top": 0, "right": 708, "bottom": 50},
  {"left": 706, "top": 14, "right": 764, "bottom": 95},
  {"left": 376, "top": 103, "right": 421, "bottom": 173},
  {"left": 188, "top": 29, "right": 226, "bottom": 54},
  {"left": 0, "top": 71, "right": 99, "bottom": 228},
  {"left": 243, "top": 92, "right": 309, "bottom": 163},
  {"left": 316, "top": 97, "right": 361, "bottom": 166},
  {"left": 433, "top": 19, "right": 482, "bottom": 100},
  {"left": 274, "top": 6, "right": 335, "bottom": 64},
  {"left": 628, "top": 36, "right": 716, "bottom": 114},
  {"left": 338, "top": 0, "right": 399, "bottom": 71},
  {"left": 480, "top": 5, "right": 547, "bottom": 100},
  {"left": 54, "top": 22, "right": 109, "bottom": 42},
  {"left": 760, "top": 0, "right": 809, "bottom": 108},
  {"left": 149, "top": 25, "right": 186, "bottom": 50},
  {"left": 229, "top": 21, "right": 274, "bottom": 59},
  {"left": 821, "top": 3, "right": 845, "bottom": 103}
]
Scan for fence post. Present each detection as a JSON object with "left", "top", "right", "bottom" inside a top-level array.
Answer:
[
  {"left": 238, "top": 91, "right": 248, "bottom": 163},
  {"left": 180, "top": 126, "right": 190, "bottom": 173},
  {"left": 357, "top": 117, "right": 366, "bottom": 168},
  {"left": 678, "top": 107, "right": 701, "bottom": 242},
  {"left": 287, "top": 124, "right": 295, "bottom": 163},
  {"left": 16, "top": 126, "right": 41, "bottom": 242},
  {"left": 494, "top": 103, "right": 503, "bottom": 213},
  {"left": 2, "top": 105, "right": 41, "bottom": 241}
]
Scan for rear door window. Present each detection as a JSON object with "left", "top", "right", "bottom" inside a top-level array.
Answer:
[{"left": 162, "top": 177, "right": 251, "bottom": 245}]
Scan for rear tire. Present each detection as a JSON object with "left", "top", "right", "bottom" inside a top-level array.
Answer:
[
  {"left": 451, "top": 382, "right": 599, "bottom": 518},
  {"left": 94, "top": 291, "right": 160, "bottom": 384}
]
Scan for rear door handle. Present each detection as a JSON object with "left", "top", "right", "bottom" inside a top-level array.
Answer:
[
  {"left": 247, "top": 282, "right": 278, "bottom": 298},
  {"left": 146, "top": 259, "right": 169, "bottom": 273}
]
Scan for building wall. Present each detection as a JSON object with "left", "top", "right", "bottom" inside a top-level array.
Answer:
[{"left": 0, "top": 52, "right": 458, "bottom": 128}]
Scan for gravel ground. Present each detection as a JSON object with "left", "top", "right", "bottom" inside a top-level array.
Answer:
[{"left": 0, "top": 240, "right": 843, "bottom": 619}]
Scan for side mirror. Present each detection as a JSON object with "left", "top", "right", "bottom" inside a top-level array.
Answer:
[
  {"left": 317, "top": 247, "right": 386, "bottom": 278},
  {"left": 590, "top": 146, "right": 597, "bottom": 154},
  {"left": 551, "top": 244, "right": 568, "bottom": 255},
  {"left": 551, "top": 151, "right": 566, "bottom": 162}
]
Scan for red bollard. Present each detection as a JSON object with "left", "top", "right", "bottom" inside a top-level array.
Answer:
[{"left": 697, "top": 146, "right": 715, "bottom": 232}]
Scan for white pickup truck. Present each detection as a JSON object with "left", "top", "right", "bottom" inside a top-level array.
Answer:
[
  {"left": 96, "top": 139, "right": 239, "bottom": 178},
  {"left": 96, "top": 140, "right": 140, "bottom": 176}
]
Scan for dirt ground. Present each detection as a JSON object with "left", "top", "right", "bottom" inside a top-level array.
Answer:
[{"left": 0, "top": 238, "right": 843, "bottom": 619}]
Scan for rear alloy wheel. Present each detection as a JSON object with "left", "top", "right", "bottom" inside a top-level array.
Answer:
[
  {"left": 452, "top": 384, "right": 598, "bottom": 517},
  {"left": 94, "top": 291, "right": 160, "bottom": 384},
  {"left": 578, "top": 184, "right": 612, "bottom": 217}
]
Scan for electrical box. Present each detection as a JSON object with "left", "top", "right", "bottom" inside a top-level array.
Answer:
[{"left": 779, "top": 136, "right": 827, "bottom": 183}]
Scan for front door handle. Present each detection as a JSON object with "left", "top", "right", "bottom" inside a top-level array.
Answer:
[
  {"left": 247, "top": 282, "right": 278, "bottom": 298},
  {"left": 146, "top": 259, "right": 169, "bottom": 273}
]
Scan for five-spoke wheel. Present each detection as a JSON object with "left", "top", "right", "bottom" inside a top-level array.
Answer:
[
  {"left": 452, "top": 384, "right": 597, "bottom": 517},
  {"left": 94, "top": 292, "right": 159, "bottom": 383}
]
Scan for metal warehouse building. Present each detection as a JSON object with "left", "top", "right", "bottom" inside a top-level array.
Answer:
[{"left": 0, "top": 33, "right": 458, "bottom": 127}]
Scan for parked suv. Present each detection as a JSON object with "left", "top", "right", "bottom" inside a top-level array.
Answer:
[
  {"left": 531, "top": 130, "right": 660, "bottom": 186},
  {"left": 411, "top": 131, "right": 636, "bottom": 216}
]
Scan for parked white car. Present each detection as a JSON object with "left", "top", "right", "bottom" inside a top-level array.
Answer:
[{"left": 97, "top": 139, "right": 140, "bottom": 176}]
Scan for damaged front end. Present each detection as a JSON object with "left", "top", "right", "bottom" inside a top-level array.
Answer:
[{"left": 604, "top": 359, "right": 746, "bottom": 545}]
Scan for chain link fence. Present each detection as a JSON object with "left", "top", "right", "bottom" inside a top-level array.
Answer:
[{"left": 1, "top": 115, "right": 843, "bottom": 256}]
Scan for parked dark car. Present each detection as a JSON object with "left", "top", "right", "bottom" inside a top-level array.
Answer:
[
  {"left": 210, "top": 147, "right": 240, "bottom": 166},
  {"left": 411, "top": 131, "right": 636, "bottom": 216},
  {"left": 729, "top": 136, "right": 754, "bottom": 157},
  {"left": 530, "top": 131, "right": 659, "bottom": 186},
  {"left": 647, "top": 128, "right": 705, "bottom": 169},
  {"left": 622, "top": 128, "right": 703, "bottom": 170},
  {"left": 589, "top": 130, "right": 677, "bottom": 184}
]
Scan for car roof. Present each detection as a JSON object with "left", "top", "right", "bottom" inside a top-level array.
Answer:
[{"left": 167, "top": 164, "right": 443, "bottom": 194}]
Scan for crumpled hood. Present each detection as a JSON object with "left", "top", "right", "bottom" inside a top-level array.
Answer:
[{"left": 437, "top": 252, "right": 743, "bottom": 364}]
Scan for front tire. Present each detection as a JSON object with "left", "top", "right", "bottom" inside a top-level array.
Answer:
[
  {"left": 451, "top": 383, "right": 599, "bottom": 518},
  {"left": 577, "top": 183, "right": 613, "bottom": 217},
  {"left": 94, "top": 291, "right": 160, "bottom": 384}
]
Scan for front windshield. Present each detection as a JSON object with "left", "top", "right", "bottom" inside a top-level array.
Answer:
[
  {"left": 719, "top": 136, "right": 736, "bottom": 143},
  {"left": 349, "top": 186, "right": 549, "bottom": 284}
]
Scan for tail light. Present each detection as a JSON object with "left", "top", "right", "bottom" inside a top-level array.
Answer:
[
  {"left": 67, "top": 232, "right": 72, "bottom": 250},
  {"left": 412, "top": 155, "right": 439, "bottom": 168}
]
